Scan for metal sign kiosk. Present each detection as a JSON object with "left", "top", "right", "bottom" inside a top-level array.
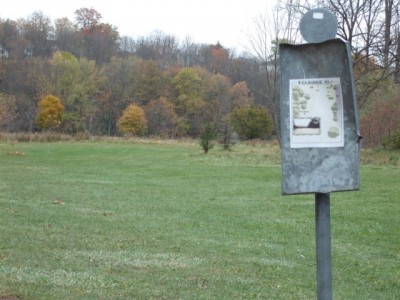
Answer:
[{"left": 279, "top": 8, "right": 361, "bottom": 300}]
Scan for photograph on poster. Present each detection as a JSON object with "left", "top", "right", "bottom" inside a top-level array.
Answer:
[{"left": 290, "top": 77, "right": 344, "bottom": 148}]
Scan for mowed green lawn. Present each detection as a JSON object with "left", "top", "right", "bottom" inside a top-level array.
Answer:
[{"left": 0, "top": 140, "right": 399, "bottom": 299}]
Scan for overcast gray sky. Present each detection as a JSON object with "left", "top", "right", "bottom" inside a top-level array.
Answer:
[{"left": 1, "top": 0, "right": 277, "bottom": 52}]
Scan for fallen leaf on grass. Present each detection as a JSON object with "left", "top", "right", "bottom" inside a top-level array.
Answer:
[{"left": 54, "top": 199, "right": 65, "bottom": 205}]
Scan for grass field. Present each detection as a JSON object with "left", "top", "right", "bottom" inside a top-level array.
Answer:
[{"left": 0, "top": 139, "right": 399, "bottom": 299}]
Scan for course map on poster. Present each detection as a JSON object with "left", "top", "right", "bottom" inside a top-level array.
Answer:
[{"left": 290, "top": 77, "right": 344, "bottom": 148}]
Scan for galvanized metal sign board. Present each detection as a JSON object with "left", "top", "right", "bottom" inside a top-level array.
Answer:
[{"left": 280, "top": 39, "right": 361, "bottom": 195}]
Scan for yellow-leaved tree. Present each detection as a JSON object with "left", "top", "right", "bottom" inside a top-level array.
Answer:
[
  {"left": 36, "top": 95, "right": 64, "bottom": 130},
  {"left": 117, "top": 104, "right": 147, "bottom": 136}
]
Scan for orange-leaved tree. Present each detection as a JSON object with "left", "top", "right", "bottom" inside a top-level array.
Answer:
[
  {"left": 117, "top": 104, "right": 147, "bottom": 136},
  {"left": 36, "top": 95, "right": 64, "bottom": 130}
]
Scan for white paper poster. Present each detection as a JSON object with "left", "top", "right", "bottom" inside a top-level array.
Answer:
[{"left": 290, "top": 78, "right": 344, "bottom": 148}]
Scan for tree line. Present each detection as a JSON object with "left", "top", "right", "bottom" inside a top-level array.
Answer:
[
  {"left": 0, "top": 1, "right": 399, "bottom": 147},
  {"left": 0, "top": 8, "right": 274, "bottom": 142}
]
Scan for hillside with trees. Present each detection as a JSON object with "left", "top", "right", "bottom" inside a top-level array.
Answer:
[{"left": 0, "top": 0, "right": 399, "bottom": 148}]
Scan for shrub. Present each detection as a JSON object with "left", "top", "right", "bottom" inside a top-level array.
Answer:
[
  {"left": 381, "top": 130, "right": 400, "bottom": 149},
  {"left": 230, "top": 106, "right": 273, "bottom": 140},
  {"left": 360, "top": 85, "right": 400, "bottom": 148},
  {"left": 199, "top": 124, "right": 216, "bottom": 153},
  {"left": 218, "top": 121, "right": 236, "bottom": 151}
]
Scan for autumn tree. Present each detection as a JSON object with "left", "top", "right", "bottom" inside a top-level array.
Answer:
[
  {"left": 172, "top": 67, "right": 207, "bottom": 135},
  {"left": 172, "top": 67, "right": 206, "bottom": 115},
  {"left": 203, "top": 73, "right": 232, "bottom": 146},
  {"left": 74, "top": 8, "right": 119, "bottom": 64},
  {"left": 49, "top": 51, "right": 81, "bottom": 99},
  {"left": 227, "top": 56, "right": 264, "bottom": 104},
  {"left": 209, "top": 81, "right": 254, "bottom": 148},
  {"left": 117, "top": 104, "right": 147, "bottom": 136},
  {"left": 0, "top": 56, "right": 50, "bottom": 131},
  {"left": 74, "top": 8, "right": 102, "bottom": 31},
  {"left": 203, "top": 42, "right": 230, "bottom": 74},
  {"left": 36, "top": 95, "right": 64, "bottom": 130},
  {"left": 83, "top": 23, "right": 119, "bottom": 64},
  {"left": 48, "top": 51, "right": 100, "bottom": 133},
  {"left": 134, "top": 60, "right": 165, "bottom": 105},
  {"left": 99, "top": 56, "right": 142, "bottom": 135},
  {"left": 205, "top": 73, "right": 231, "bottom": 120},
  {"left": 228, "top": 81, "right": 253, "bottom": 109},
  {"left": 144, "top": 97, "right": 178, "bottom": 137}
]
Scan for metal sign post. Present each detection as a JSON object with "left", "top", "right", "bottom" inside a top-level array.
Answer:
[
  {"left": 279, "top": 8, "right": 361, "bottom": 300},
  {"left": 315, "top": 193, "right": 332, "bottom": 300}
]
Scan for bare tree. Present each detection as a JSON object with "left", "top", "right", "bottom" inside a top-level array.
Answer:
[
  {"left": 19, "top": 11, "right": 54, "bottom": 57},
  {"left": 119, "top": 35, "right": 136, "bottom": 56},
  {"left": 149, "top": 31, "right": 180, "bottom": 70},
  {"left": 180, "top": 36, "right": 199, "bottom": 67},
  {"left": 278, "top": 0, "right": 400, "bottom": 107},
  {"left": 245, "top": 2, "right": 302, "bottom": 144},
  {"left": 0, "top": 19, "right": 28, "bottom": 59},
  {"left": 54, "top": 17, "right": 80, "bottom": 56}
]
